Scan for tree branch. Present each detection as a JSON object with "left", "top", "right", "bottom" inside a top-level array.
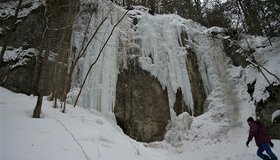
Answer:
[
  {"left": 74, "top": 10, "right": 129, "bottom": 108},
  {"left": 246, "top": 58, "right": 278, "bottom": 86},
  {"left": 60, "top": 16, "right": 108, "bottom": 111}
]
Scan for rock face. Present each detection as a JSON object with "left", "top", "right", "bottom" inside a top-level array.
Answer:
[
  {"left": 114, "top": 31, "right": 207, "bottom": 142},
  {"left": 173, "top": 88, "right": 188, "bottom": 116},
  {"left": 256, "top": 85, "right": 280, "bottom": 139},
  {"left": 0, "top": 57, "right": 36, "bottom": 94},
  {"left": 0, "top": 4, "right": 45, "bottom": 95},
  {"left": 223, "top": 38, "right": 280, "bottom": 139},
  {"left": 114, "top": 58, "right": 170, "bottom": 142},
  {"left": 180, "top": 31, "right": 206, "bottom": 116},
  {"left": 185, "top": 49, "right": 206, "bottom": 116},
  {"left": 0, "top": 0, "right": 77, "bottom": 96}
]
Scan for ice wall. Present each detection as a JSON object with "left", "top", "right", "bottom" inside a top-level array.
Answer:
[
  {"left": 65, "top": 0, "right": 280, "bottom": 144},
  {"left": 69, "top": 1, "right": 238, "bottom": 126},
  {"left": 70, "top": 2, "right": 187, "bottom": 115},
  {"left": 70, "top": 1, "right": 127, "bottom": 114},
  {"left": 70, "top": 1, "right": 208, "bottom": 116}
]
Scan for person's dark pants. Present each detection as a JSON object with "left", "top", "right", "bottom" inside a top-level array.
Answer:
[{"left": 257, "top": 143, "right": 278, "bottom": 160}]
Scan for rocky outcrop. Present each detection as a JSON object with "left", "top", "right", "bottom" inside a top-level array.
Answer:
[
  {"left": 180, "top": 31, "right": 206, "bottom": 116},
  {"left": 0, "top": 56, "right": 36, "bottom": 94},
  {"left": 173, "top": 88, "right": 188, "bottom": 116},
  {"left": 223, "top": 37, "right": 280, "bottom": 139},
  {"left": 256, "top": 85, "right": 280, "bottom": 139},
  {"left": 114, "top": 58, "right": 170, "bottom": 142},
  {"left": 185, "top": 50, "right": 206, "bottom": 116},
  {"left": 0, "top": 0, "right": 77, "bottom": 96},
  {"left": 114, "top": 30, "right": 207, "bottom": 142},
  {"left": 0, "top": 3, "right": 45, "bottom": 94},
  {"left": 222, "top": 34, "right": 251, "bottom": 68}
]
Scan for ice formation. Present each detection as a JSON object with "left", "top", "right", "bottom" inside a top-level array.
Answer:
[{"left": 69, "top": 1, "right": 234, "bottom": 120}]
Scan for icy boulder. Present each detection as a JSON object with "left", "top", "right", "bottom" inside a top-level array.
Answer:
[{"left": 272, "top": 110, "right": 280, "bottom": 123}]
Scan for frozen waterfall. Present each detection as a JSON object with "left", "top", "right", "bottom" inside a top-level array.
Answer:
[
  {"left": 69, "top": 1, "right": 241, "bottom": 131},
  {"left": 70, "top": 3, "right": 198, "bottom": 116}
]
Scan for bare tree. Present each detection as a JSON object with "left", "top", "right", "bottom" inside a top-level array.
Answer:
[
  {"left": 32, "top": 49, "right": 49, "bottom": 118},
  {"left": 234, "top": 0, "right": 279, "bottom": 38},
  {"left": 49, "top": 0, "right": 78, "bottom": 108},
  {"left": 33, "top": 0, "right": 78, "bottom": 117},
  {"left": 246, "top": 55, "right": 280, "bottom": 86}
]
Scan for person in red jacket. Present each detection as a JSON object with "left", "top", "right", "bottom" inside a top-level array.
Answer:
[{"left": 246, "top": 117, "right": 278, "bottom": 160}]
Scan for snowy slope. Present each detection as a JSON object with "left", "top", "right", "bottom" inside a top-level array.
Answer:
[{"left": 1, "top": 87, "right": 280, "bottom": 160}]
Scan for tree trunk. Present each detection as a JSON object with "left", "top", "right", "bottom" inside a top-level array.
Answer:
[
  {"left": 49, "top": 53, "right": 59, "bottom": 103},
  {"left": 33, "top": 93, "right": 43, "bottom": 118},
  {"left": 32, "top": 0, "right": 78, "bottom": 116},
  {"left": 32, "top": 48, "right": 49, "bottom": 118}
]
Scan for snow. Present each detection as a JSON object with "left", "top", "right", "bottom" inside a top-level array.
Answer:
[
  {"left": 3, "top": 47, "right": 38, "bottom": 69},
  {"left": 136, "top": 13, "right": 195, "bottom": 117},
  {"left": 0, "top": 0, "right": 45, "bottom": 19},
  {"left": 68, "top": 2, "right": 280, "bottom": 159},
  {"left": 1, "top": 87, "right": 280, "bottom": 160},
  {"left": 70, "top": 2, "right": 204, "bottom": 118},
  {"left": 1, "top": 0, "right": 280, "bottom": 160},
  {"left": 272, "top": 110, "right": 280, "bottom": 122}
]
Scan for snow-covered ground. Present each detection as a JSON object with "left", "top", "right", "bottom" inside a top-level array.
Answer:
[
  {"left": 1, "top": 87, "right": 279, "bottom": 160},
  {"left": 1, "top": 1, "right": 280, "bottom": 160}
]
